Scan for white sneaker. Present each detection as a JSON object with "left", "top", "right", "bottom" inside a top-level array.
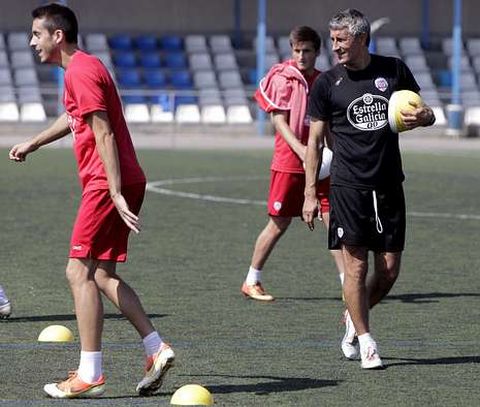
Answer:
[
  {"left": 341, "top": 310, "right": 359, "bottom": 359},
  {"left": 0, "top": 298, "right": 11, "bottom": 319},
  {"left": 361, "top": 343, "right": 383, "bottom": 369},
  {"left": 136, "top": 343, "right": 175, "bottom": 395}
]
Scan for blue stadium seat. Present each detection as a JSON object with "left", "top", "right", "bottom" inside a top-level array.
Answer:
[
  {"left": 247, "top": 68, "right": 258, "bottom": 85},
  {"left": 122, "top": 95, "right": 147, "bottom": 104},
  {"left": 113, "top": 51, "right": 137, "bottom": 68},
  {"left": 159, "top": 35, "right": 183, "bottom": 51},
  {"left": 164, "top": 52, "right": 188, "bottom": 69},
  {"left": 144, "top": 69, "right": 167, "bottom": 88},
  {"left": 139, "top": 52, "right": 162, "bottom": 69},
  {"left": 134, "top": 35, "right": 158, "bottom": 51},
  {"left": 170, "top": 70, "right": 193, "bottom": 89},
  {"left": 109, "top": 34, "right": 133, "bottom": 51},
  {"left": 175, "top": 94, "right": 197, "bottom": 107},
  {"left": 116, "top": 68, "right": 142, "bottom": 87},
  {"left": 436, "top": 70, "right": 452, "bottom": 87}
]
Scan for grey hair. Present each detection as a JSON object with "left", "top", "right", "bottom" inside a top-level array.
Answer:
[{"left": 329, "top": 8, "right": 370, "bottom": 46}]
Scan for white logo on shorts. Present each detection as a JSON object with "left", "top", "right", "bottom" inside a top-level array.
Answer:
[
  {"left": 337, "top": 227, "right": 344, "bottom": 238},
  {"left": 72, "top": 245, "right": 83, "bottom": 251},
  {"left": 273, "top": 201, "right": 282, "bottom": 211}
]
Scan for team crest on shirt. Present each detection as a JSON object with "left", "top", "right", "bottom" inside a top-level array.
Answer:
[
  {"left": 347, "top": 93, "right": 389, "bottom": 131},
  {"left": 374, "top": 77, "right": 388, "bottom": 92}
]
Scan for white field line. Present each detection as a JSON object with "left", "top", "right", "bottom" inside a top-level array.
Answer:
[{"left": 147, "top": 177, "right": 480, "bottom": 221}]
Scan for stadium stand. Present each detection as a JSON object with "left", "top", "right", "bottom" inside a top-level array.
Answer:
[
  {"left": 175, "top": 103, "right": 201, "bottom": 123},
  {"left": 113, "top": 51, "right": 137, "bottom": 68},
  {"left": 7, "top": 32, "right": 30, "bottom": 51},
  {"left": 185, "top": 35, "right": 208, "bottom": 54},
  {"left": 375, "top": 36, "right": 400, "bottom": 57},
  {"left": 84, "top": 33, "right": 109, "bottom": 52},
  {"left": 108, "top": 33, "right": 133, "bottom": 51},
  {"left": 199, "top": 88, "right": 222, "bottom": 106},
  {"left": 213, "top": 53, "right": 238, "bottom": 71},
  {"left": 189, "top": 53, "right": 213, "bottom": 71},
  {"left": 159, "top": 35, "right": 183, "bottom": 51},
  {"left": 2, "top": 27, "right": 479, "bottom": 127},
  {"left": 226, "top": 105, "right": 253, "bottom": 124},
  {"left": 399, "top": 37, "right": 423, "bottom": 55},
  {"left": 193, "top": 70, "right": 218, "bottom": 89},
  {"left": 209, "top": 35, "right": 234, "bottom": 54},
  {"left": 134, "top": 35, "right": 158, "bottom": 52},
  {"left": 10, "top": 50, "right": 35, "bottom": 69},
  {"left": 139, "top": 52, "right": 162, "bottom": 69},
  {"left": 164, "top": 51, "right": 188, "bottom": 69},
  {"left": 201, "top": 104, "right": 226, "bottom": 124}
]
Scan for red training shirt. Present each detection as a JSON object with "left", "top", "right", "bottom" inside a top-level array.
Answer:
[
  {"left": 64, "top": 50, "right": 146, "bottom": 192},
  {"left": 271, "top": 65, "right": 320, "bottom": 174}
]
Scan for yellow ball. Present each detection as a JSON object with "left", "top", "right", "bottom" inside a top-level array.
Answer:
[
  {"left": 38, "top": 325, "right": 74, "bottom": 342},
  {"left": 388, "top": 90, "right": 424, "bottom": 133},
  {"left": 170, "top": 384, "right": 214, "bottom": 406}
]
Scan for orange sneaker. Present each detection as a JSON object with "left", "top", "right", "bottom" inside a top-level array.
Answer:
[
  {"left": 241, "top": 282, "right": 274, "bottom": 302},
  {"left": 136, "top": 343, "right": 175, "bottom": 396},
  {"left": 44, "top": 371, "right": 105, "bottom": 399}
]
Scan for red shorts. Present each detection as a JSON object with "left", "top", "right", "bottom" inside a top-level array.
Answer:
[
  {"left": 267, "top": 171, "right": 330, "bottom": 217},
  {"left": 69, "top": 183, "right": 146, "bottom": 262},
  {"left": 316, "top": 177, "right": 330, "bottom": 214}
]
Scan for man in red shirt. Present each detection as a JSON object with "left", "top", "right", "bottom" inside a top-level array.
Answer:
[
  {"left": 9, "top": 3, "right": 173, "bottom": 398},
  {"left": 241, "top": 26, "right": 345, "bottom": 301}
]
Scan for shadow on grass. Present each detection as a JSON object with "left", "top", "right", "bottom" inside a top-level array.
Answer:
[
  {"left": 1, "top": 313, "right": 167, "bottom": 323},
  {"left": 385, "top": 292, "right": 480, "bottom": 304},
  {"left": 384, "top": 355, "right": 480, "bottom": 367},
  {"left": 275, "top": 297, "right": 333, "bottom": 302},
  {"left": 278, "top": 292, "right": 480, "bottom": 304},
  {"left": 179, "top": 373, "right": 339, "bottom": 395}
]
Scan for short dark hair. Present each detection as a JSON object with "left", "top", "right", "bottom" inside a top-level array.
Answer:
[
  {"left": 289, "top": 26, "right": 321, "bottom": 52},
  {"left": 32, "top": 3, "right": 78, "bottom": 44},
  {"left": 329, "top": 8, "right": 370, "bottom": 47}
]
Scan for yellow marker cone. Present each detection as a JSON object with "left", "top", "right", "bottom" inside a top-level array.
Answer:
[
  {"left": 38, "top": 325, "right": 74, "bottom": 342},
  {"left": 171, "top": 384, "right": 214, "bottom": 406}
]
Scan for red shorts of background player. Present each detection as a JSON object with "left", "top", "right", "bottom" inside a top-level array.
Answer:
[
  {"left": 69, "top": 182, "right": 146, "bottom": 262},
  {"left": 267, "top": 171, "right": 330, "bottom": 217}
]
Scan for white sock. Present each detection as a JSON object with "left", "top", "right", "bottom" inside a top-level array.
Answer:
[
  {"left": 338, "top": 272, "right": 345, "bottom": 286},
  {"left": 358, "top": 332, "right": 376, "bottom": 351},
  {"left": 245, "top": 266, "right": 262, "bottom": 285},
  {"left": 143, "top": 331, "right": 163, "bottom": 357},
  {"left": 78, "top": 351, "right": 103, "bottom": 384}
]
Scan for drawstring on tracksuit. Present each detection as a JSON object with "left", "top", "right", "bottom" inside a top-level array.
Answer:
[{"left": 372, "top": 190, "right": 384, "bottom": 234}]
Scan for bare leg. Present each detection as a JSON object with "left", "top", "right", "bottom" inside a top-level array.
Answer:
[
  {"left": 250, "top": 216, "right": 292, "bottom": 270},
  {"left": 368, "top": 251, "right": 402, "bottom": 308},
  {"left": 94, "top": 261, "right": 154, "bottom": 338},
  {"left": 66, "top": 258, "right": 103, "bottom": 351},
  {"left": 342, "top": 245, "right": 369, "bottom": 335}
]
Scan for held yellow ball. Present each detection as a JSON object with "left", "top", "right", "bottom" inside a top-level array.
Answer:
[
  {"left": 388, "top": 90, "right": 424, "bottom": 133},
  {"left": 170, "top": 384, "right": 214, "bottom": 406},
  {"left": 38, "top": 325, "right": 74, "bottom": 342}
]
